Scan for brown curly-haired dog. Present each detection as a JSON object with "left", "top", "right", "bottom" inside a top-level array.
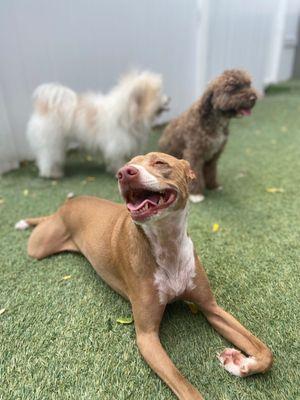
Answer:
[{"left": 159, "top": 69, "right": 257, "bottom": 202}]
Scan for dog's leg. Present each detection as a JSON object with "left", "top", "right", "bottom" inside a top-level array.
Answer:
[
  {"left": 183, "top": 150, "right": 205, "bottom": 203},
  {"left": 36, "top": 146, "right": 65, "bottom": 179},
  {"left": 132, "top": 300, "right": 204, "bottom": 400},
  {"left": 15, "top": 215, "right": 49, "bottom": 231},
  {"left": 185, "top": 259, "right": 273, "bottom": 378},
  {"left": 21, "top": 213, "right": 78, "bottom": 259},
  {"left": 27, "top": 115, "right": 65, "bottom": 178},
  {"left": 203, "top": 152, "right": 222, "bottom": 190}
]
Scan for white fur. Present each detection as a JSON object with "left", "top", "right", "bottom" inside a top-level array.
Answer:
[
  {"left": 15, "top": 219, "right": 29, "bottom": 230},
  {"left": 130, "top": 164, "right": 165, "bottom": 191},
  {"left": 143, "top": 208, "right": 196, "bottom": 304},
  {"left": 133, "top": 165, "right": 196, "bottom": 304},
  {"left": 27, "top": 71, "right": 168, "bottom": 178},
  {"left": 189, "top": 194, "right": 205, "bottom": 203}
]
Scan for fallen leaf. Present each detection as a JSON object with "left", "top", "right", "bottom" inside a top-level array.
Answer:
[
  {"left": 0, "top": 308, "right": 6, "bottom": 315},
  {"left": 23, "top": 189, "right": 29, "bottom": 196},
  {"left": 52, "top": 180, "right": 58, "bottom": 186},
  {"left": 184, "top": 301, "right": 199, "bottom": 314},
  {"left": 212, "top": 223, "right": 220, "bottom": 233},
  {"left": 116, "top": 316, "right": 134, "bottom": 324},
  {"left": 0, "top": 197, "right": 4, "bottom": 205},
  {"left": 61, "top": 275, "right": 72, "bottom": 281},
  {"left": 86, "top": 155, "right": 93, "bottom": 162},
  {"left": 280, "top": 126, "right": 288, "bottom": 133},
  {"left": 266, "top": 188, "right": 284, "bottom": 193},
  {"left": 86, "top": 176, "right": 95, "bottom": 182}
]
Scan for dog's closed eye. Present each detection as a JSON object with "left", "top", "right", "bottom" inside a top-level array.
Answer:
[{"left": 154, "top": 160, "right": 169, "bottom": 166}]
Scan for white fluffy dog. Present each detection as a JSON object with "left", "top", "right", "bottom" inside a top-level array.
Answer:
[{"left": 27, "top": 71, "right": 169, "bottom": 178}]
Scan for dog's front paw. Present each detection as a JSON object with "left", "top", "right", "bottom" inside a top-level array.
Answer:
[
  {"left": 189, "top": 194, "right": 205, "bottom": 203},
  {"left": 15, "top": 219, "right": 29, "bottom": 231},
  {"left": 217, "top": 348, "right": 256, "bottom": 377}
]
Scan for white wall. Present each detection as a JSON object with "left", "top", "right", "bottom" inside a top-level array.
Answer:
[
  {"left": 0, "top": 0, "right": 298, "bottom": 173},
  {"left": 197, "top": 0, "right": 294, "bottom": 92},
  {"left": 278, "top": 0, "right": 300, "bottom": 80}
]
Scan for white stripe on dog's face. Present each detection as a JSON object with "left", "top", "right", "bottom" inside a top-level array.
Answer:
[{"left": 130, "top": 164, "right": 163, "bottom": 191}]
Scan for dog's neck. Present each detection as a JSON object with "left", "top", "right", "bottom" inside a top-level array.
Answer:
[
  {"left": 201, "top": 110, "right": 230, "bottom": 132},
  {"left": 141, "top": 206, "right": 196, "bottom": 304},
  {"left": 142, "top": 207, "right": 188, "bottom": 247}
]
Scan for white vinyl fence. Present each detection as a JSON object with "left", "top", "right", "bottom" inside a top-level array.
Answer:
[{"left": 0, "top": 0, "right": 299, "bottom": 173}]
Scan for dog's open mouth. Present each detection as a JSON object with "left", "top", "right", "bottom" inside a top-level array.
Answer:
[
  {"left": 237, "top": 108, "right": 252, "bottom": 116},
  {"left": 125, "top": 188, "right": 177, "bottom": 221}
]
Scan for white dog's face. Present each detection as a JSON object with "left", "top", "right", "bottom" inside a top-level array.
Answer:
[{"left": 124, "top": 72, "right": 170, "bottom": 127}]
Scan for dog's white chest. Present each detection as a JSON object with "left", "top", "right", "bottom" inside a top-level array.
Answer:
[{"left": 143, "top": 219, "right": 196, "bottom": 305}]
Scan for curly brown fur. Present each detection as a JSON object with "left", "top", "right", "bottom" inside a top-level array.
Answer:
[{"left": 159, "top": 69, "right": 257, "bottom": 199}]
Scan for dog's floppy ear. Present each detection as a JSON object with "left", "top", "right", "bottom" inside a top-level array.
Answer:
[
  {"left": 180, "top": 159, "right": 196, "bottom": 182},
  {"left": 200, "top": 89, "right": 213, "bottom": 117}
]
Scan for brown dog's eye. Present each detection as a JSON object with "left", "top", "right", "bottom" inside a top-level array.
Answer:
[{"left": 154, "top": 160, "right": 169, "bottom": 167}]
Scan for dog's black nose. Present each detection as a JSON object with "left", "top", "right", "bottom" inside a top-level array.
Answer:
[{"left": 117, "top": 165, "right": 139, "bottom": 182}]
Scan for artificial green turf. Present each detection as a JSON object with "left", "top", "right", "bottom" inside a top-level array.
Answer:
[{"left": 1, "top": 82, "right": 300, "bottom": 400}]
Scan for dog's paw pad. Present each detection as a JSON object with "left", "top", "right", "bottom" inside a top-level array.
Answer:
[
  {"left": 15, "top": 219, "right": 29, "bottom": 230},
  {"left": 189, "top": 194, "right": 205, "bottom": 203},
  {"left": 217, "top": 348, "right": 256, "bottom": 377}
]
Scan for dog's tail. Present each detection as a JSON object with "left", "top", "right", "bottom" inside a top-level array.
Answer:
[
  {"left": 32, "top": 83, "right": 77, "bottom": 127},
  {"left": 15, "top": 216, "right": 50, "bottom": 231}
]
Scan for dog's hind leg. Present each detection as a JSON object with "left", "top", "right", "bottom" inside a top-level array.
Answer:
[
  {"left": 185, "top": 258, "right": 273, "bottom": 378},
  {"left": 16, "top": 213, "right": 78, "bottom": 259}
]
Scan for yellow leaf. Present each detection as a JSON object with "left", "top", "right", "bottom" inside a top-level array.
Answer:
[
  {"left": 23, "top": 189, "right": 29, "bottom": 196},
  {"left": 52, "top": 180, "right": 58, "bottom": 186},
  {"left": 280, "top": 126, "right": 288, "bottom": 133},
  {"left": 0, "top": 308, "right": 6, "bottom": 315},
  {"left": 266, "top": 188, "right": 284, "bottom": 193},
  {"left": 61, "top": 275, "right": 72, "bottom": 281},
  {"left": 212, "top": 223, "right": 220, "bottom": 233},
  {"left": 116, "top": 316, "right": 134, "bottom": 324},
  {"left": 86, "top": 176, "right": 96, "bottom": 182},
  {"left": 0, "top": 197, "right": 4, "bottom": 205},
  {"left": 184, "top": 301, "right": 199, "bottom": 314},
  {"left": 86, "top": 155, "right": 93, "bottom": 162}
]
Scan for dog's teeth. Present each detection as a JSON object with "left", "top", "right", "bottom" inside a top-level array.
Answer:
[
  {"left": 145, "top": 203, "right": 148, "bottom": 210},
  {"left": 158, "top": 197, "right": 163, "bottom": 205}
]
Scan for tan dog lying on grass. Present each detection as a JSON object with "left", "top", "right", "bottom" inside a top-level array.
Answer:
[{"left": 16, "top": 152, "right": 272, "bottom": 399}]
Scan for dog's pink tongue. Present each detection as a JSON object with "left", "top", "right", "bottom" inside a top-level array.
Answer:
[
  {"left": 240, "top": 109, "right": 252, "bottom": 116},
  {"left": 127, "top": 193, "right": 161, "bottom": 211}
]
